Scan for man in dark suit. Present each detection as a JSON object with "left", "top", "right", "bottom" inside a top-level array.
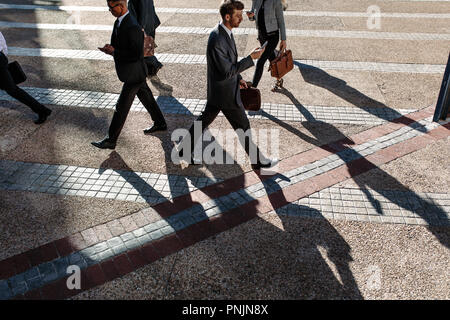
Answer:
[
  {"left": 177, "top": 0, "right": 278, "bottom": 171},
  {"left": 128, "top": 0, "right": 163, "bottom": 76},
  {"left": 92, "top": 0, "right": 167, "bottom": 150}
]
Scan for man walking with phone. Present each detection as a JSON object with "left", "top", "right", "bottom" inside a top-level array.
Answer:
[
  {"left": 176, "top": 0, "right": 278, "bottom": 171},
  {"left": 91, "top": 0, "right": 167, "bottom": 150}
]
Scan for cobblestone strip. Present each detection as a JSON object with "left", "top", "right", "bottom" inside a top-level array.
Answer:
[
  {"left": 1, "top": 186, "right": 449, "bottom": 299},
  {"left": 278, "top": 186, "right": 450, "bottom": 225},
  {"left": 1, "top": 109, "right": 449, "bottom": 299},
  {"left": 0, "top": 161, "right": 221, "bottom": 204},
  {"left": 7, "top": 47, "right": 446, "bottom": 73},
  {"left": 3, "top": 21, "right": 450, "bottom": 41},
  {"left": 0, "top": 87, "right": 416, "bottom": 125},
  {"left": 0, "top": 115, "right": 449, "bottom": 300},
  {"left": 1, "top": 4, "right": 450, "bottom": 18}
]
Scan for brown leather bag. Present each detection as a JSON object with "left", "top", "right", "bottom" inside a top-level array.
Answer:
[
  {"left": 269, "top": 49, "right": 294, "bottom": 79},
  {"left": 143, "top": 34, "right": 156, "bottom": 57},
  {"left": 240, "top": 85, "right": 261, "bottom": 111}
]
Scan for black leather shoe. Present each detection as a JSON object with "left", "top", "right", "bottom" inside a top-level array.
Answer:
[
  {"left": 251, "top": 158, "right": 279, "bottom": 171},
  {"left": 34, "top": 108, "right": 52, "bottom": 124},
  {"left": 91, "top": 138, "right": 116, "bottom": 150},
  {"left": 143, "top": 124, "right": 167, "bottom": 134}
]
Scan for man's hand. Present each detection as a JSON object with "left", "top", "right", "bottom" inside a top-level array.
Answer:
[
  {"left": 246, "top": 11, "right": 255, "bottom": 20},
  {"left": 239, "top": 79, "right": 248, "bottom": 89},
  {"left": 279, "top": 40, "right": 287, "bottom": 53},
  {"left": 98, "top": 44, "right": 115, "bottom": 55},
  {"left": 250, "top": 46, "right": 265, "bottom": 60}
]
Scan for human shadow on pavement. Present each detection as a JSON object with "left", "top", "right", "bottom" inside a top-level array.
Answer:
[
  {"left": 296, "top": 62, "right": 387, "bottom": 109},
  {"left": 295, "top": 62, "right": 429, "bottom": 133},
  {"left": 261, "top": 176, "right": 363, "bottom": 299},
  {"left": 97, "top": 134, "right": 247, "bottom": 236},
  {"left": 268, "top": 87, "right": 449, "bottom": 248},
  {"left": 148, "top": 76, "right": 196, "bottom": 118}
]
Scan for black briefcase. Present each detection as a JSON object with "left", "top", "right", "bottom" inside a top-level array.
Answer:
[
  {"left": 240, "top": 84, "right": 261, "bottom": 111},
  {"left": 8, "top": 61, "right": 27, "bottom": 84}
]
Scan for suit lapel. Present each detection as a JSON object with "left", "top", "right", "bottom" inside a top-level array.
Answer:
[{"left": 219, "top": 25, "right": 237, "bottom": 58}]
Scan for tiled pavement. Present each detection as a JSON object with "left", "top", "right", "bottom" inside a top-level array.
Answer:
[
  {"left": 0, "top": 87, "right": 416, "bottom": 124},
  {"left": 0, "top": 160, "right": 221, "bottom": 204},
  {"left": 0, "top": 105, "right": 449, "bottom": 300},
  {"left": 1, "top": 0, "right": 449, "bottom": 300}
]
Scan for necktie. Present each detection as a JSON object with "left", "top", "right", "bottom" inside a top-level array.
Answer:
[
  {"left": 113, "top": 19, "right": 119, "bottom": 37},
  {"left": 230, "top": 33, "right": 237, "bottom": 56}
]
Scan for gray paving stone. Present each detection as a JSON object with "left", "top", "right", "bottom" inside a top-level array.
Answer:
[
  {"left": 143, "top": 223, "right": 160, "bottom": 234},
  {"left": 124, "top": 238, "right": 141, "bottom": 251},
  {"left": 0, "top": 280, "right": 12, "bottom": 300},
  {"left": 53, "top": 257, "right": 70, "bottom": 278},
  {"left": 136, "top": 234, "right": 152, "bottom": 247},
  {"left": 106, "top": 237, "right": 124, "bottom": 248},
  {"left": 8, "top": 274, "right": 27, "bottom": 296},
  {"left": 111, "top": 243, "right": 128, "bottom": 256},
  {"left": 149, "top": 230, "right": 164, "bottom": 241},
  {"left": 160, "top": 225, "right": 176, "bottom": 236},
  {"left": 39, "top": 262, "right": 58, "bottom": 283},
  {"left": 68, "top": 252, "right": 87, "bottom": 269},
  {"left": 97, "top": 249, "right": 115, "bottom": 262}
]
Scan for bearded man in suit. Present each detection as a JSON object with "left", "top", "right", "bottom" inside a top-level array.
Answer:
[{"left": 176, "top": 0, "right": 278, "bottom": 171}]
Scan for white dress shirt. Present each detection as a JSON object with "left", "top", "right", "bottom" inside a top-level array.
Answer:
[
  {"left": 117, "top": 11, "right": 129, "bottom": 28},
  {"left": 0, "top": 31, "right": 8, "bottom": 55},
  {"left": 219, "top": 22, "right": 233, "bottom": 39}
]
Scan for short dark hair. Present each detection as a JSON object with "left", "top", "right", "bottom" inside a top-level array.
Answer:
[{"left": 220, "top": 0, "right": 244, "bottom": 19}]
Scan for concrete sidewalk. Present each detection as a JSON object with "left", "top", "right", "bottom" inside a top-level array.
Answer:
[{"left": 0, "top": 0, "right": 449, "bottom": 300}]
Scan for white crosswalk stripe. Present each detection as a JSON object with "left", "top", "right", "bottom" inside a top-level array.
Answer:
[
  {"left": 1, "top": 3, "right": 450, "bottom": 18},
  {"left": 2, "top": 21, "right": 450, "bottom": 41},
  {"left": 6, "top": 47, "right": 446, "bottom": 73}
]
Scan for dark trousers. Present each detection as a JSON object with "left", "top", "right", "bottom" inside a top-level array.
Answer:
[
  {"left": 252, "top": 31, "right": 279, "bottom": 88},
  {"left": 108, "top": 80, "right": 166, "bottom": 142},
  {"left": 185, "top": 103, "right": 266, "bottom": 164},
  {"left": 0, "top": 52, "right": 48, "bottom": 115}
]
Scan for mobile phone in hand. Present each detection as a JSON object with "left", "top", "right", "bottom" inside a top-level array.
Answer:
[{"left": 260, "top": 41, "right": 268, "bottom": 49}]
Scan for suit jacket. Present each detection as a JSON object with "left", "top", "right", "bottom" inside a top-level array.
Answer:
[
  {"left": 206, "top": 25, "right": 254, "bottom": 109},
  {"left": 128, "top": 0, "right": 161, "bottom": 38},
  {"left": 111, "top": 13, "right": 147, "bottom": 84},
  {"left": 251, "top": 0, "right": 286, "bottom": 40}
]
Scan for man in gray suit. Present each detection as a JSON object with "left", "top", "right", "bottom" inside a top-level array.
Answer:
[{"left": 177, "top": 0, "right": 278, "bottom": 171}]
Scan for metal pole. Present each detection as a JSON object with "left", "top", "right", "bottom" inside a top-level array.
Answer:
[{"left": 433, "top": 52, "right": 450, "bottom": 122}]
